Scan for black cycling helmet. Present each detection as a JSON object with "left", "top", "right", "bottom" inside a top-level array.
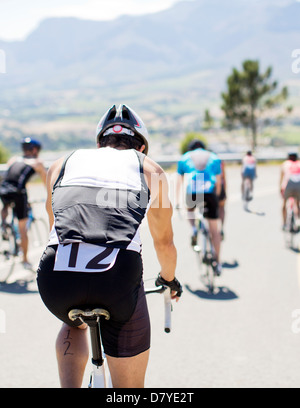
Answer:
[
  {"left": 21, "top": 137, "right": 42, "bottom": 151},
  {"left": 288, "top": 151, "right": 298, "bottom": 161},
  {"left": 187, "top": 139, "right": 206, "bottom": 151},
  {"left": 96, "top": 104, "right": 149, "bottom": 155}
]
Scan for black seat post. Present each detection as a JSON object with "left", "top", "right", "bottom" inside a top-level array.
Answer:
[{"left": 86, "top": 319, "right": 104, "bottom": 367}]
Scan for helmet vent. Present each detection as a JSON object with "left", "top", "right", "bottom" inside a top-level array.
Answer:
[
  {"left": 108, "top": 106, "right": 117, "bottom": 121},
  {"left": 122, "top": 106, "right": 131, "bottom": 121}
]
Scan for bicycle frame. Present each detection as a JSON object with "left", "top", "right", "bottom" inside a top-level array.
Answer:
[
  {"left": 68, "top": 284, "right": 172, "bottom": 388},
  {"left": 195, "top": 211, "right": 217, "bottom": 293},
  {"left": 0, "top": 203, "right": 19, "bottom": 258},
  {"left": 285, "top": 197, "right": 299, "bottom": 249},
  {"left": 242, "top": 178, "right": 252, "bottom": 211}
]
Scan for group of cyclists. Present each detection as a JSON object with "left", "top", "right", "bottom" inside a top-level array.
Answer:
[{"left": 0, "top": 104, "right": 299, "bottom": 388}]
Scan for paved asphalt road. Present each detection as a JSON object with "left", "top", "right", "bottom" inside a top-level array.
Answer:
[{"left": 0, "top": 164, "right": 300, "bottom": 388}]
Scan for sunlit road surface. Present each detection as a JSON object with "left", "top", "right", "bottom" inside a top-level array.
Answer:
[{"left": 0, "top": 164, "right": 300, "bottom": 388}]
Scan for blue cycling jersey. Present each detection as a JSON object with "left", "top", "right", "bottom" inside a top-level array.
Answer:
[{"left": 177, "top": 148, "right": 221, "bottom": 194}]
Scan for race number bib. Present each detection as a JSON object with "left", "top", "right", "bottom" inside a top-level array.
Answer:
[{"left": 54, "top": 242, "right": 119, "bottom": 273}]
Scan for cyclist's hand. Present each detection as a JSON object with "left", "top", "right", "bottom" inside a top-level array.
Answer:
[{"left": 155, "top": 273, "right": 183, "bottom": 301}]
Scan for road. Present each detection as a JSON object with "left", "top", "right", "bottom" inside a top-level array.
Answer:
[{"left": 0, "top": 164, "right": 300, "bottom": 388}]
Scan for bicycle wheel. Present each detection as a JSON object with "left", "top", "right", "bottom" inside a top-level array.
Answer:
[
  {"left": 28, "top": 217, "right": 49, "bottom": 249},
  {"left": 0, "top": 224, "right": 19, "bottom": 283},
  {"left": 203, "top": 253, "right": 215, "bottom": 293},
  {"left": 243, "top": 179, "right": 252, "bottom": 210},
  {"left": 285, "top": 208, "right": 298, "bottom": 249}
]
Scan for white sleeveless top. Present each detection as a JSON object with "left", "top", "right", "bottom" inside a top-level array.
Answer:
[{"left": 48, "top": 148, "right": 150, "bottom": 273}]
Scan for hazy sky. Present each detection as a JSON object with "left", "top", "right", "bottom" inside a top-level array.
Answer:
[{"left": 0, "top": 0, "right": 189, "bottom": 41}]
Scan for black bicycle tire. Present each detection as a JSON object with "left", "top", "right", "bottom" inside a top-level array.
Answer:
[
  {"left": 28, "top": 217, "right": 49, "bottom": 249},
  {"left": 0, "top": 224, "right": 18, "bottom": 283}
]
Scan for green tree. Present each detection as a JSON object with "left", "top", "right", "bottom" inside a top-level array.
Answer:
[
  {"left": 0, "top": 143, "right": 9, "bottom": 164},
  {"left": 221, "top": 60, "right": 288, "bottom": 150},
  {"left": 180, "top": 132, "right": 207, "bottom": 154},
  {"left": 203, "top": 109, "right": 214, "bottom": 130}
]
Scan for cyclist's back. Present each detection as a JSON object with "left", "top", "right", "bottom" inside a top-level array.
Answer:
[
  {"left": 48, "top": 147, "right": 149, "bottom": 252},
  {"left": 1, "top": 157, "right": 36, "bottom": 192},
  {"left": 242, "top": 151, "right": 256, "bottom": 180},
  {"left": 178, "top": 147, "right": 220, "bottom": 196}
]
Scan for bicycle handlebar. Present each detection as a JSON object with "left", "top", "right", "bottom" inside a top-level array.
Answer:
[{"left": 145, "top": 284, "right": 172, "bottom": 333}]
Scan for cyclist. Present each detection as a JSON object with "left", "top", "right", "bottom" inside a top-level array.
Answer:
[
  {"left": 176, "top": 139, "right": 222, "bottom": 276},
  {"left": 241, "top": 151, "right": 257, "bottom": 201},
  {"left": 37, "top": 104, "right": 182, "bottom": 388},
  {"left": 219, "top": 160, "right": 227, "bottom": 240},
  {"left": 280, "top": 151, "right": 300, "bottom": 230},
  {"left": 0, "top": 138, "right": 47, "bottom": 268}
]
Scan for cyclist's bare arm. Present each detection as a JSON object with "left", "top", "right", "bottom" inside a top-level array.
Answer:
[
  {"left": 45, "top": 157, "right": 65, "bottom": 230},
  {"left": 280, "top": 163, "right": 287, "bottom": 196},
  {"left": 33, "top": 160, "right": 48, "bottom": 185},
  {"left": 215, "top": 174, "right": 222, "bottom": 197},
  {"left": 6, "top": 156, "right": 18, "bottom": 166},
  {"left": 143, "top": 157, "right": 178, "bottom": 299}
]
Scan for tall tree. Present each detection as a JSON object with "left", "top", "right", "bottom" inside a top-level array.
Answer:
[
  {"left": 203, "top": 109, "right": 214, "bottom": 130},
  {"left": 221, "top": 60, "right": 288, "bottom": 150}
]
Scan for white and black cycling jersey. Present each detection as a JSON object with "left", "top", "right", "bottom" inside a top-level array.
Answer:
[
  {"left": 49, "top": 147, "right": 151, "bottom": 254},
  {"left": 0, "top": 158, "right": 36, "bottom": 194}
]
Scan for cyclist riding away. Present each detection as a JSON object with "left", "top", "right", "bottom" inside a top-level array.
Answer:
[
  {"left": 176, "top": 139, "right": 222, "bottom": 276},
  {"left": 219, "top": 160, "right": 227, "bottom": 240},
  {"left": 280, "top": 151, "right": 300, "bottom": 230},
  {"left": 241, "top": 151, "right": 257, "bottom": 201},
  {"left": 37, "top": 104, "right": 182, "bottom": 388},
  {"left": 0, "top": 138, "right": 47, "bottom": 268}
]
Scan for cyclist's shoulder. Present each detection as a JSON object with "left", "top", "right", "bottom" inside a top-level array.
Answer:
[
  {"left": 48, "top": 155, "right": 67, "bottom": 176},
  {"left": 179, "top": 150, "right": 194, "bottom": 162},
  {"left": 143, "top": 156, "right": 168, "bottom": 193},
  {"left": 143, "top": 155, "right": 164, "bottom": 175},
  {"left": 208, "top": 151, "right": 220, "bottom": 161},
  {"left": 27, "top": 157, "right": 46, "bottom": 170},
  {"left": 6, "top": 156, "right": 19, "bottom": 167}
]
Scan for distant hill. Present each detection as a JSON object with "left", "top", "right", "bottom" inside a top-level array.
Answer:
[
  {"left": 0, "top": 0, "right": 299, "bottom": 155},
  {"left": 0, "top": 0, "right": 299, "bottom": 90}
]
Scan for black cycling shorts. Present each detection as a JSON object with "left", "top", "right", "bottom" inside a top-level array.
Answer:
[
  {"left": 284, "top": 180, "right": 300, "bottom": 201},
  {"left": 0, "top": 192, "right": 28, "bottom": 220},
  {"left": 37, "top": 245, "right": 151, "bottom": 358},
  {"left": 186, "top": 192, "right": 219, "bottom": 219}
]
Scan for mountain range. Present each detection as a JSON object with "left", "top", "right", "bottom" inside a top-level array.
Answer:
[
  {"left": 0, "top": 0, "right": 299, "bottom": 92},
  {"left": 0, "top": 0, "right": 299, "bottom": 156}
]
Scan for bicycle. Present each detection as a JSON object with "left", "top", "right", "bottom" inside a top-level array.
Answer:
[
  {"left": 68, "top": 283, "right": 172, "bottom": 388},
  {"left": 0, "top": 199, "right": 48, "bottom": 282},
  {"left": 193, "top": 210, "right": 218, "bottom": 294},
  {"left": 242, "top": 177, "right": 253, "bottom": 211},
  {"left": 284, "top": 197, "right": 299, "bottom": 249},
  {"left": 26, "top": 200, "right": 49, "bottom": 250},
  {"left": 0, "top": 203, "right": 21, "bottom": 282}
]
